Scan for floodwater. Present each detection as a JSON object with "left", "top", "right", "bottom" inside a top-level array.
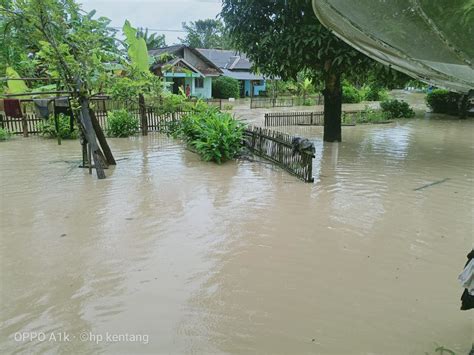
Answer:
[{"left": 1, "top": 112, "right": 473, "bottom": 354}]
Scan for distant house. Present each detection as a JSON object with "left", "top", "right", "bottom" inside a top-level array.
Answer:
[
  {"left": 149, "top": 45, "right": 222, "bottom": 99},
  {"left": 197, "top": 49, "right": 267, "bottom": 98}
]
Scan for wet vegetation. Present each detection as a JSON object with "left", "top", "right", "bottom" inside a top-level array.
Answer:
[
  {"left": 426, "top": 89, "right": 463, "bottom": 115},
  {"left": 106, "top": 109, "right": 140, "bottom": 138},
  {"left": 39, "top": 114, "right": 78, "bottom": 140},
  {"left": 170, "top": 106, "right": 244, "bottom": 163},
  {"left": 380, "top": 99, "right": 416, "bottom": 119},
  {"left": 0, "top": 127, "right": 11, "bottom": 140}
]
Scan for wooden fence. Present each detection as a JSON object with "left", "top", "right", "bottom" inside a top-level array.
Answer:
[
  {"left": 250, "top": 95, "right": 323, "bottom": 109},
  {"left": 243, "top": 126, "right": 315, "bottom": 183},
  {"left": 264, "top": 110, "right": 360, "bottom": 127},
  {"left": 250, "top": 97, "right": 294, "bottom": 109},
  {"left": 0, "top": 97, "right": 191, "bottom": 135}
]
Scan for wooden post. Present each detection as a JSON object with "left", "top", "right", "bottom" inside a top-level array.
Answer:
[
  {"left": 90, "top": 109, "right": 116, "bottom": 165},
  {"left": 139, "top": 93, "right": 148, "bottom": 136},
  {"left": 78, "top": 97, "right": 106, "bottom": 179},
  {"left": 21, "top": 111, "right": 28, "bottom": 137},
  {"left": 87, "top": 142, "right": 92, "bottom": 175}
]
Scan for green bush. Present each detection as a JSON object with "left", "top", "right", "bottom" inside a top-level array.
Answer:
[
  {"left": 348, "top": 107, "right": 390, "bottom": 124},
  {"left": 212, "top": 76, "right": 240, "bottom": 99},
  {"left": 380, "top": 99, "right": 415, "bottom": 119},
  {"left": 106, "top": 109, "right": 139, "bottom": 137},
  {"left": 342, "top": 82, "right": 363, "bottom": 103},
  {"left": 361, "top": 85, "right": 389, "bottom": 101},
  {"left": 0, "top": 127, "right": 11, "bottom": 140},
  {"left": 171, "top": 107, "right": 244, "bottom": 163},
  {"left": 39, "top": 113, "right": 78, "bottom": 139},
  {"left": 426, "top": 89, "right": 462, "bottom": 115}
]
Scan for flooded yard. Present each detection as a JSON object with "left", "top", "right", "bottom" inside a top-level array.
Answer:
[{"left": 0, "top": 114, "right": 473, "bottom": 354}]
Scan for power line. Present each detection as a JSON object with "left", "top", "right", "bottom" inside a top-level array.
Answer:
[{"left": 110, "top": 26, "right": 186, "bottom": 33}]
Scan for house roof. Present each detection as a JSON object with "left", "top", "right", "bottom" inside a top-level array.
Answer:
[
  {"left": 149, "top": 45, "right": 222, "bottom": 76},
  {"left": 196, "top": 49, "right": 253, "bottom": 71},
  {"left": 221, "top": 69, "right": 265, "bottom": 81}
]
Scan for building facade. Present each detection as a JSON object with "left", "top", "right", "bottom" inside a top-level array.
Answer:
[
  {"left": 149, "top": 45, "right": 222, "bottom": 99},
  {"left": 197, "top": 49, "right": 267, "bottom": 98}
]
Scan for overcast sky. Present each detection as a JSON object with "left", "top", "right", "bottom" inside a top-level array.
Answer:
[{"left": 79, "top": 0, "right": 222, "bottom": 45}]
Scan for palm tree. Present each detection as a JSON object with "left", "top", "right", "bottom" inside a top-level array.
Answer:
[{"left": 137, "top": 28, "right": 166, "bottom": 49}]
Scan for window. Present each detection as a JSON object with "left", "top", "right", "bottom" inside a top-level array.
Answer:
[{"left": 195, "top": 78, "right": 204, "bottom": 88}]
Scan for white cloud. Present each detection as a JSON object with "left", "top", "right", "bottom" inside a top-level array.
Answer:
[{"left": 79, "top": 0, "right": 222, "bottom": 45}]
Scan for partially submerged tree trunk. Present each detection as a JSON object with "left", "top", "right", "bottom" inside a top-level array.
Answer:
[
  {"left": 78, "top": 97, "right": 106, "bottom": 179},
  {"left": 89, "top": 109, "right": 116, "bottom": 165},
  {"left": 323, "top": 72, "right": 342, "bottom": 142}
]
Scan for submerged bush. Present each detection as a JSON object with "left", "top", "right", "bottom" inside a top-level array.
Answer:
[
  {"left": 171, "top": 107, "right": 244, "bottom": 163},
  {"left": 348, "top": 107, "right": 390, "bottom": 124},
  {"left": 39, "top": 113, "right": 78, "bottom": 139},
  {"left": 380, "top": 99, "right": 415, "bottom": 119},
  {"left": 426, "top": 89, "right": 462, "bottom": 115},
  {"left": 212, "top": 76, "right": 240, "bottom": 99},
  {"left": 106, "top": 109, "right": 139, "bottom": 137},
  {"left": 0, "top": 127, "right": 11, "bottom": 140}
]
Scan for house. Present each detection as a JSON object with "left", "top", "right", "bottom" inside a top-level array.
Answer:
[
  {"left": 197, "top": 49, "right": 267, "bottom": 98},
  {"left": 149, "top": 45, "right": 222, "bottom": 99}
]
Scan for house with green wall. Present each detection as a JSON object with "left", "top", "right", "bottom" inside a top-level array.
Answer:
[{"left": 149, "top": 45, "right": 222, "bottom": 99}]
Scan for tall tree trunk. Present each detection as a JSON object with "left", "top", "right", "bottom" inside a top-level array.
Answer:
[
  {"left": 78, "top": 97, "right": 106, "bottom": 179},
  {"left": 323, "top": 73, "right": 342, "bottom": 142},
  {"left": 89, "top": 109, "right": 116, "bottom": 165}
]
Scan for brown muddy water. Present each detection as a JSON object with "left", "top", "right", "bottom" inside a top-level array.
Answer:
[{"left": 1, "top": 114, "right": 473, "bottom": 354}]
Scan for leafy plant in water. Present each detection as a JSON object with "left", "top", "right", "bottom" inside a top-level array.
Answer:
[
  {"left": 0, "top": 128, "right": 12, "bottom": 141},
  {"left": 106, "top": 109, "right": 139, "bottom": 137},
  {"left": 349, "top": 106, "right": 390, "bottom": 124},
  {"left": 426, "top": 89, "right": 462, "bottom": 115},
  {"left": 171, "top": 107, "right": 244, "bottom": 163},
  {"left": 39, "top": 113, "right": 78, "bottom": 139},
  {"left": 380, "top": 99, "right": 415, "bottom": 119}
]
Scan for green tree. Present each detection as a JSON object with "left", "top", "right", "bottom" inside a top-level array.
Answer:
[
  {"left": 1, "top": 0, "right": 119, "bottom": 178},
  {"left": 137, "top": 27, "right": 166, "bottom": 49},
  {"left": 179, "top": 19, "right": 230, "bottom": 49},
  {"left": 221, "top": 0, "right": 388, "bottom": 141},
  {"left": 212, "top": 76, "right": 239, "bottom": 99}
]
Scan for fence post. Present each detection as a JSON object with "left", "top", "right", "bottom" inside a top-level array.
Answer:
[
  {"left": 139, "top": 93, "right": 148, "bottom": 136},
  {"left": 22, "top": 113, "right": 29, "bottom": 138}
]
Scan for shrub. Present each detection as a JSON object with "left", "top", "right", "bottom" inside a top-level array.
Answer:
[
  {"left": 361, "top": 85, "right": 389, "bottom": 101},
  {"left": 426, "top": 89, "right": 462, "bottom": 115},
  {"left": 39, "top": 113, "right": 78, "bottom": 139},
  {"left": 0, "top": 127, "right": 11, "bottom": 140},
  {"left": 223, "top": 104, "right": 234, "bottom": 111},
  {"left": 342, "top": 82, "right": 363, "bottom": 103},
  {"left": 380, "top": 99, "right": 415, "bottom": 119},
  {"left": 212, "top": 76, "right": 240, "bottom": 99},
  {"left": 349, "top": 107, "right": 390, "bottom": 124},
  {"left": 171, "top": 107, "right": 244, "bottom": 163},
  {"left": 106, "top": 109, "right": 139, "bottom": 137}
]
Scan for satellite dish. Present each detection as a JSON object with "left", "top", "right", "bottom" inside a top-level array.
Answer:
[{"left": 312, "top": 0, "right": 474, "bottom": 93}]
